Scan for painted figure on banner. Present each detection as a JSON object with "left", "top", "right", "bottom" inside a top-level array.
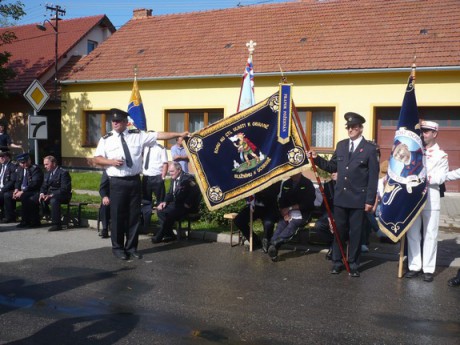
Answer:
[{"left": 229, "top": 132, "right": 265, "bottom": 171}]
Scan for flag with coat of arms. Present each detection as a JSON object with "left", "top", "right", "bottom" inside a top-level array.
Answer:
[{"left": 127, "top": 77, "right": 147, "bottom": 130}]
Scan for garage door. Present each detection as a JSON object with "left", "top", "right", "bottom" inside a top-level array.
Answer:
[{"left": 375, "top": 107, "right": 460, "bottom": 192}]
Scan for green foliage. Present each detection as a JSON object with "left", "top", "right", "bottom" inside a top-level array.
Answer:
[
  {"left": 312, "top": 153, "right": 332, "bottom": 180},
  {"left": 198, "top": 199, "right": 246, "bottom": 226},
  {"left": 0, "top": 1, "right": 25, "bottom": 96},
  {"left": 70, "top": 171, "right": 102, "bottom": 191}
]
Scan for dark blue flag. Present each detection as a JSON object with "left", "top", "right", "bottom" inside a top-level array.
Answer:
[
  {"left": 378, "top": 70, "right": 427, "bottom": 242},
  {"left": 185, "top": 91, "right": 308, "bottom": 210}
]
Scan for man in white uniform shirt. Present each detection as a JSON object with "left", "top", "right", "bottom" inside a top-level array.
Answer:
[
  {"left": 94, "top": 108, "right": 188, "bottom": 261},
  {"left": 142, "top": 142, "right": 168, "bottom": 232},
  {"left": 405, "top": 120, "right": 449, "bottom": 282}
]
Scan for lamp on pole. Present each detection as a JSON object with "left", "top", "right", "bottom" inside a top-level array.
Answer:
[{"left": 36, "top": 5, "right": 66, "bottom": 101}]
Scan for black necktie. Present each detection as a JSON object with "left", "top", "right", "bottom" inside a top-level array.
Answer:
[
  {"left": 349, "top": 141, "right": 354, "bottom": 159},
  {"left": 144, "top": 146, "right": 151, "bottom": 170},
  {"left": 120, "top": 133, "right": 133, "bottom": 168}
]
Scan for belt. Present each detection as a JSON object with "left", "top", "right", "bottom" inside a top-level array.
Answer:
[{"left": 110, "top": 175, "right": 140, "bottom": 180}]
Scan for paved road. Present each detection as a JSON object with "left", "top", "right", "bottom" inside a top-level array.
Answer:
[{"left": 0, "top": 224, "right": 459, "bottom": 344}]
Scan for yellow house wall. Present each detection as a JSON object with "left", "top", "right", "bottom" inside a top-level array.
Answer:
[{"left": 61, "top": 70, "right": 460, "bottom": 160}]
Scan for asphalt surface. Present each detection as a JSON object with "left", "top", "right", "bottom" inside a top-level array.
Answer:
[{"left": 0, "top": 221, "right": 459, "bottom": 345}]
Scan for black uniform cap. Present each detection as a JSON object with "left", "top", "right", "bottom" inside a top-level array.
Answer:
[
  {"left": 16, "top": 153, "right": 30, "bottom": 162},
  {"left": 109, "top": 108, "right": 129, "bottom": 121},
  {"left": 344, "top": 112, "right": 366, "bottom": 126}
]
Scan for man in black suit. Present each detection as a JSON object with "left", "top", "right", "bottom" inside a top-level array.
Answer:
[
  {"left": 0, "top": 151, "right": 18, "bottom": 222},
  {"left": 39, "top": 155, "right": 72, "bottom": 231},
  {"left": 12, "top": 153, "right": 44, "bottom": 228},
  {"left": 310, "top": 112, "right": 379, "bottom": 277},
  {"left": 152, "top": 161, "right": 201, "bottom": 243}
]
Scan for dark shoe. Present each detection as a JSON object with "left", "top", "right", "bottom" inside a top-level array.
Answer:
[
  {"left": 331, "top": 264, "right": 344, "bottom": 274},
  {"left": 30, "top": 222, "right": 41, "bottom": 228},
  {"left": 163, "top": 234, "right": 177, "bottom": 243},
  {"left": 151, "top": 237, "right": 161, "bottom": 244},
  {"left": 349, "top": 269, "right": 360, "bottom": 278},
  {"left": 16, "top": 222, "right": 29, "bottom": 228},
  {"left": 100, "top": 230, "right": 109, "bottom": 238},
  {"left": 447, "top": 276, "right": 460, "bottom": 287},
  {"left": 129, "top": 251, "right": 143, "bottom": 259},
  {"left": 48, "top": 225, "right": 62, "bottom": 232},
  {"left": 262, "top": 238, "right": 269, "bottom": 253},
  {"left": 267, "top": 245, "right": 278, "bottom": 262},
  {"left": 423, "top": 273, "right": 434, "bottom": 282},
  {"left": 405, "top": 270, "right": 422, "bottom": 278},
  {"left": 114, "top": 252, "right": 128, "bottom": 260},
  {"left": 2, "top": 218, "right": 16, "bottom": 224}
]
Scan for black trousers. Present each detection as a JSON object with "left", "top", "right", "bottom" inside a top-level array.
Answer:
[
  {"left": 332, "top": 206, "right": 365, "bottom": 268},
  {"left": 19, "top": 191, "right": 40, "bottom": 225},
  {"left": 154, "top": 203, "right": 188, "bottom": 241},
  {"left": 109, "top": 176, "right": 141, "bottom": 255},
  {"left": 234, "top": 205, "right": 277, "bottom": 245},
  {"left": 1, "top": 190, "right": 16, "bottom": 221},
  {"left": 99, "top": 204, "right": 110, "bottom": 230},
  {"left": 41, "top": 191, "right": 71, "bottom": 225},
  {"left": 142, "top": 175, "right": 165, "bottom": 206}
]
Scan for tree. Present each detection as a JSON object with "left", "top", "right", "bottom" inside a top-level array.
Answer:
[{"left": 0, "top": 1, "right": 25, "bottom": 97}]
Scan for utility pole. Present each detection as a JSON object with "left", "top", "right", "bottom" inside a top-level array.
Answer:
[{"left": 42, "top": 4, "right": 66, "bottom": 100}]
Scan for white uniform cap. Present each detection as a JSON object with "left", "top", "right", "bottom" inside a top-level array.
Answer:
[{"left": 420, "top": 120, "right": 439, "bottom": 131}]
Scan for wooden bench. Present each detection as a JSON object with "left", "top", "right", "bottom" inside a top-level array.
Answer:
[
  {"left": 176, "top": 212, "right": 201, "bottom": 240},
  {"left": 224, "top": 213, "right": 242, "bottom": 247}
]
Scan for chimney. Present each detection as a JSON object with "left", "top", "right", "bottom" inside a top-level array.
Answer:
[{"left": 133, "top": 8, "right": 152, "bottom": 19}]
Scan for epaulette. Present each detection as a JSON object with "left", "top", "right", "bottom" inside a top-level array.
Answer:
[
  {"left": 128, "top": 129, "right": 140, "bottom": 134},
  {"left": 102, "top": 132, "right": 113, "bottom": 139},
  {"left": 147, "top": 130, "right": 156, "bottom": 133},
  {"left": 367, "top": 139, "right": 377, "bottom": 146}
]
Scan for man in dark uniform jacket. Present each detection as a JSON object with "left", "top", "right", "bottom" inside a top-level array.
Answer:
[
  {"left": 93, "top": 108, "right": 188, "bottom": 260},
  {"left": 267, "top": 172, "right": 316, "bottom": 261},
  {"left": 12, "top": 153, "right": 44, "bottom": 228},
  {"left": 39, "top": 155, "right": 72, "bottom": 231},
  {"left": 98, "top": 170, "right": 110, "bottom": 238},
  {"left": 152, "top": 161, "right": 201, "bottom": 243},
  {"left": 0, "top": 151, "right": 18, "bottom": 222},
  {"left": 310, "top": 112, "right": 379, "bottom": 277},
  {"left": 234, "top": 181, "right": 281, "bottom": 252}
]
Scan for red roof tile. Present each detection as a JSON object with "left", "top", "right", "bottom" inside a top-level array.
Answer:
[
  {"left": 66, "top": 0, "right": 460, "bottom": 82},
  {"left": 1, "top": 15, "right": 115, "bottom": 94}
]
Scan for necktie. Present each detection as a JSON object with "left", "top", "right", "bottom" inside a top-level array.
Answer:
[
  {"left": 349, "top": 141, "right": 354, "bottom": 159},
  {"left": 144, "top": 146, "right": 151, "bottom": 170},
  {"left": 0, "top": 164, "right": 5, "bottom": 188},
  {"left": 120, "top": 133, "right": 133, "bottom": 168},
  {"left": 22, "top": 169, "right": 28, "bottom": 189}
]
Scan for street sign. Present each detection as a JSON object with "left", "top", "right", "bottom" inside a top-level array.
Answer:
[
  {"left": 23, "top": 80, "right": 50, "bottom": 112},
  {"left": 28, "top": 115, "right": 48, "bottom": 140}
]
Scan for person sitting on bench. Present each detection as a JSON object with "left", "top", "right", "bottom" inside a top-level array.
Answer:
[
  {"left": 39, "top": 155, "right": 72, "bottom": 231},
  {"left": 152, "top": 161, "right": 201, "bottom": 243},
  {"left": 267, "top": 172, "right": 316, "bottom": 261}
]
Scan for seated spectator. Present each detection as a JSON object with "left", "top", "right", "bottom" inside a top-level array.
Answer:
[
  {"left": 267, "top": 172, "right": 316, "bottom": 261},
  {"left": 234, "top": 181, "right": 281, "bottom": 252},
  {"left": 445, "top": 167, "right": 460, "bottom": 287},
  {"left": 12, "top": 153, "right": 43, "bottom": 228},
  {"left": 0, "top": 151, "right": 18, "bottom": 223},
  {"left": 39, "top": 155, "right": 72, "bottom": 231},
  {"left": 98, "top": 170, "right": 110, "bottom": 238},
  {"left": 152, "top": 162, "right": 201, "bottom": 243}
]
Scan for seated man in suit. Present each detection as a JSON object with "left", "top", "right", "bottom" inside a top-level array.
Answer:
[
  {"left": 152, "top": 161, "right": 201, "bottom": 243},
  {"left": 267, "top": 172, "right": 316, "bottom": 261},
  {"left": 12, "top": 153, "right": 44, "bottom": 228},
  {"left": 39, "top": 155, "right": 72, "bottom": 231}
]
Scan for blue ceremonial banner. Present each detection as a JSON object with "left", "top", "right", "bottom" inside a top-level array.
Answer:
[
  {"left": 378, "top": 70, "right": 427, "bottom": 242},
  {"left": 185, "top": 91, "right": 309, "bottom": 210},
  {"left": 127, "top": 78, "right": 147, "bottom": 130},
  {"left": 277, "top": 83, "right": 292, "bottom": 144}
]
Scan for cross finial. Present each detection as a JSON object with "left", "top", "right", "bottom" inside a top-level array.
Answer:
[{"left": 246, "top": 40, "right": 257, "bottom": 56}]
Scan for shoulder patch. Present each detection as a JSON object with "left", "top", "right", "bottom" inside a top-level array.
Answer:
[
  {"left": 102, "top": 132, "right": 113, "bottom": 139},
  {"left": 128, "top": 129, "right": 140, "bottom": 134}
]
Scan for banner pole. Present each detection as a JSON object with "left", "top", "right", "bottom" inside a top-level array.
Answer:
[
  {"left": 292, "top": 103, "right": 350, "bottom": 273},
  {"left": 249, "top": 205, "right": 253, "bottom": 252},
  {"left": 398, "top": 235, "right": 406, "bottom": 278}
]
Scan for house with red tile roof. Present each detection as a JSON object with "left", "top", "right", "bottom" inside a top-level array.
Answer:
[
  {"left": 62, "top": 0, "right": 459, "bottom": 190},
  {"left": 0, "top": 15, "right": 115, "bottom": 161}
]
